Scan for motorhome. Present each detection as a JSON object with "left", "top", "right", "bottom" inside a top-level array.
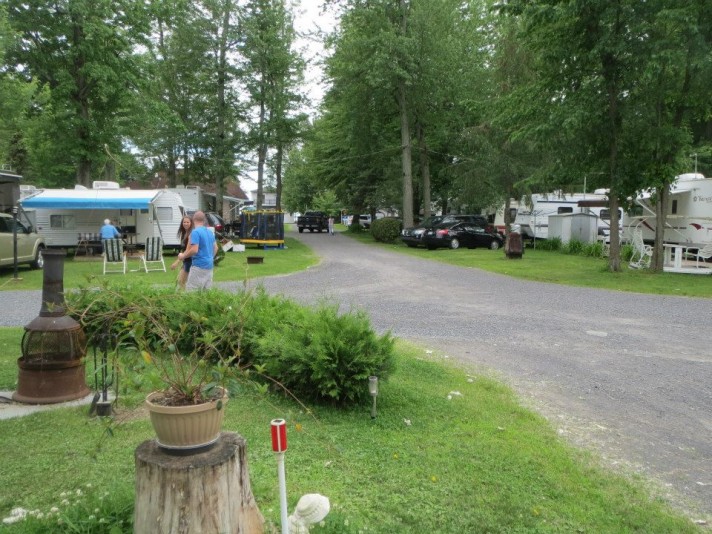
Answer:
[
  {"left": 20, "top": 182, "right": 185, "bottom": 249},
  {"left": 514, "top": 190, "right": 611, "bottom": 240},
  {"left": 623, "top": 173, "right": 712, "bottom": 247}
]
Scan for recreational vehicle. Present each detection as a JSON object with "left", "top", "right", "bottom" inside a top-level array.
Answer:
[
  {"left": 20, "top": 183, "right": 185, "bottom": 250},
  {"left": 622, "top": 173, "right": 712, "bottom": 248},
  {"left": 514, "top": 191, "right": 611, "bottom": 240}
]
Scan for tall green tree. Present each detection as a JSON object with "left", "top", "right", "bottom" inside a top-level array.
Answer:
[{"left": 6, "top": 0, "right": 150, "bottom": 186}]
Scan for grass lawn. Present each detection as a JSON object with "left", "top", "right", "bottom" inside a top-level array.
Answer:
[
  {"left": 0, "top": 330, "right": 699, "bottom": 533},
  {"left": 0, "top": 236, "right": 318, "bottom": 291},
  {"left": 345, "top": 230, "right": 712, "bottom": 298},
  {"left": 0, "top": 226, "right": 706, "bottom": 532}
]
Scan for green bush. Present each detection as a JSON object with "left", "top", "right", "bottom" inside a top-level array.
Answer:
[
  {"left": 564, "top": 239, "right": 585, "bottom": 255},
  {"left": 254, "top": 304, "right": 395, "bottom": 405},
  {"left": 537, "top": 237, "right": 562, "bottom": 251},
  {"left": 66, "top": 284, "right": 395, "bottom": 406},
  {"left": 370, "top": 217, "right": 403, "bottom": 243}
]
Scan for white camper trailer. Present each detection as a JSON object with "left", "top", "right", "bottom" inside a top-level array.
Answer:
[
  {"left": 514, "top": 191, "right": 610, "bottom": 240},
  {"left": 167, "top": 185, "right": 207, "bottom": 213},
  {"left": 20, "top": 185, "right": 185, "bottom": 249},
  {"left": 623, "top": 173, "right": 712, "bottom": 247}
]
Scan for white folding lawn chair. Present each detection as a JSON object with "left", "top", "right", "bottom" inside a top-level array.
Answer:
[
  {"left": 139, "top": 237, "right": 166, "bottom": 273},
  {"left": 103, "top": 238, "right": 127, "bottom": 275}
]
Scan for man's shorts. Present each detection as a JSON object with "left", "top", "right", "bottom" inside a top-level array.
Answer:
[{"left": 185, "top": 265, "right": 213, "bottom": 291}]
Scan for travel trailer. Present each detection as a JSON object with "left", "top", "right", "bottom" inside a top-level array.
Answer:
[
  {"left": 20, "top": 182, "right": 185, "bottom": 249},
  {"left": 622, "top": 173, "right": 712, "bottom": 248},
  {"left": 514, "top": 190, "right": 611, "bottom": 240}
]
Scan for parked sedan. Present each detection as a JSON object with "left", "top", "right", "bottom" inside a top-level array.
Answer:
[{"left": 422, "top": 221, "right": 504, "bottom": 250}]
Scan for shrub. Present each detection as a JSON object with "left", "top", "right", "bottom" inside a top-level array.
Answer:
[
  {"left": 67, "top": 284, "right": 395, "bottom": 407},
  {"left": 254, "top": 304, "right": 395, "bottom": 405},
  {"left": 537, "top": 237, "right": 562, "bottom": 251},
  {"left": 564, "top": 239, "right": 585, "bottom": 255},
  {"left": 370, "top": 217, "right": 403, "bottom": 243}
]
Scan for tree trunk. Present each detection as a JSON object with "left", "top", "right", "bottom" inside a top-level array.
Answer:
[
  {"left": 417, "top": 122, "right": 431, "bottom": 219},
  {"left": 398, "top": 83, "right": 413, "bottom": 228},
  {"left": 652, "top": 186, "right": 668, "bottom": 271},
  {"left": 275, "top": 142, "right": 283, "bottom": 210},
  {"left": 134, "top": 433, "right": 264, "bottom": 534}
]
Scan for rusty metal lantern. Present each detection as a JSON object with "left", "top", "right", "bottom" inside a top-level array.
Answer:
[{"left": 13, "top": 249, "right": 90, "bottom": 404}]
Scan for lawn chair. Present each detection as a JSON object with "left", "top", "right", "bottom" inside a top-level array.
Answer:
[
  {"left": 139, "top": 237, "right": 166, "bottom": 273},
  {"left": 628, "top": 229, "right": 652, "bottom": 269},
  {"left": 103, "top": 238, "right": 127, "bottom": 275},
  {"left": 685, "top": 243, "right": 712, "bottom": 268}
]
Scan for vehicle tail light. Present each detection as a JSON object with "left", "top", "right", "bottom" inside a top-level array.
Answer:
[{"left": 436, "top": 229, "right": 449, "bottom": 237}]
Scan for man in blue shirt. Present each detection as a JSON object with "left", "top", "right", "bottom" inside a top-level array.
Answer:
[
  {"left": 99, "top": 219, "right": 120, "bottom": 240},
  {"left": 178, "top": 211, "right": 218, "bottom": 291},
  {"left": 99, "top": 219, "right": 120, "bottom": 253}
]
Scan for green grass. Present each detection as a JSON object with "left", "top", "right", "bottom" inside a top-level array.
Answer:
[
  {"left": 0, "top": 337, "right": 699, "bottom": 533},
  {"left": 0, "top": 236, "right": 318, "bottom": 291},
  {"left": 348, "top": 232, "right": 712, "bottom": 298}
]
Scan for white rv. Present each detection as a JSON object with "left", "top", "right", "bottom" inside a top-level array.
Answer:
[
  {"left": 166, "top": 185, "right": 207, "bottom": 213},
  {"left": 514, "top": 191, "right": 611, "bottom": 240},
  {"left": 20, "top": 183, "right": 185, "bottom": 249},
  {"left": 623, "top": 173, "right": 712, "bottom": 247}
]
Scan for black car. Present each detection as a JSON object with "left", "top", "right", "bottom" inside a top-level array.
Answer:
[
  {"left": 422, "top": 221, "right": 504, "bottom": 250},
  {"left": 401, "top": 214, "right": 490, "bottom": 248}
]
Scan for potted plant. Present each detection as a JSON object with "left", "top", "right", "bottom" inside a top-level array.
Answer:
[{"left": 72, "top": 286, "right": 245, "bottom": 451}]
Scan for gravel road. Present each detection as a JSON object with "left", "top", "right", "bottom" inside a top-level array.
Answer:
[{"left": 2, "top": 230, "right": 710, "bottom": 521}]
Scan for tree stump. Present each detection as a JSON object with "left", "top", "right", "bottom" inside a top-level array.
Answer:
[
  {"left": 134, "top": 432, "right": 264, "bottom": 534},
  {"left": 505, "top": 232, "right": 523, "bottom": 259}
]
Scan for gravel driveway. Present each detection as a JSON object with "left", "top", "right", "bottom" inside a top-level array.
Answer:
[{"left": 2, "top": 230, "right": 710, "bottom": 521}]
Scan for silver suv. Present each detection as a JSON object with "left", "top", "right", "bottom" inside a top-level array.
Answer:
[{"left": 0, "top": 212, "right": 45, "bottom": 269}]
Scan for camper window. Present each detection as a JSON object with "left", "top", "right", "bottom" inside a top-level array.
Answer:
[
  {"left": 557, "top": 207, "right": 574, "bottom": 214},
  {"left": 599, "top": 209, "right": 622, "bottom": 221},
  {"left": 156, "top": 206, "right": 173, "bottom": 221},
  {"left": 120, "top": 209, "right": 133, "bottom": 216},
  {"left": 50, "top": 214, "right": 75, "bottom": 229},
  {"left": 671, "top": 200, "right": 678, "bottom": 215}
]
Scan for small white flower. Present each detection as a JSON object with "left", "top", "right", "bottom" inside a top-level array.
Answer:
[
  {"left": 88, "top": 515, "right": 96, "bottom": 521},
  {"left": 467, "top": 378, "right": 474, "bottom": 383},
  {"left": 344, "top": 519, "right": 350, "bottom": 526},
  {"left": 447, "top": 395, "right": 452, "bottom": 400},
  {"left": 75, "top": 489, "right": 83, "bottom": 496},
  {"left": 61, "top": 499, "right": 70, "bottom": 506},
  {"left": 60, "top": 492, "right": 67, "bottom": 498},
  {"left": 36, "top": 512, "right": 44, "bottom": 519},
  {"left": 425, "top": 350, "right": 433, "bottom": 354},
  {"left": 99, "top": 518, "right": 107, "bottom": 524},
  {"left": 403, "top": 418, "right": 412, "bottom": 426},
  {"left": 94, "top": 508, "right": 100, "bottom": 514},
  {"left": 85, "top": 483, "right": 92, "bottom": 488},
  {"left": 50, "top": 507, "right": 59, "bottom": 513}
]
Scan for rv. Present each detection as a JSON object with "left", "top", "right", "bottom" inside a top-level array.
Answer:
[
  {"left": 166, "top": 185, "right": 207, "bottom": 213},
  {"left": 514, "top": 191, "right": 611, "bottom": 240},
  {"left": 20, "top": 182, "right": 185, "bottom": 249},
  {"left": 623, "top": 173, "right": 712, "bottom": 248}
]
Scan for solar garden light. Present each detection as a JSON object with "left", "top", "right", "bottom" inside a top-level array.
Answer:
[
  {"left": 271, "top": 419, "right": 289, "bottom": 534},
  {"left": 369, "top": 376, "right": 379, "bottom": 419}
]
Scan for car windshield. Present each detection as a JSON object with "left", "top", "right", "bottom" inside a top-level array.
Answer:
[{"left": 418, "top": 216, "right": 443, "bottom": 227}]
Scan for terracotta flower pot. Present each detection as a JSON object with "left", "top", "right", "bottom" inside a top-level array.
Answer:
[{"left": 145, "top": 389, "right": 228, "bottom": 451}]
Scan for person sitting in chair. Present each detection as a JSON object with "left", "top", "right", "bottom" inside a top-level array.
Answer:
[{"left": 99, "top": 219, "right": 120, "bottom": 252}]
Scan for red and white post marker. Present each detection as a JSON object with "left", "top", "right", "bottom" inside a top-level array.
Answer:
[{"left": 271, "top": 419, "right": 289, "bottom": 534}]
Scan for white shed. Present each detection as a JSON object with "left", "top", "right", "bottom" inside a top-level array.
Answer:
[{"left": 548, "top": 212, "right": 598, "bottom": 244}]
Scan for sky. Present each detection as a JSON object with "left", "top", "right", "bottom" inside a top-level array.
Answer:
[{"left": 240, "top": 1, "right": 337, "bottom": 197}]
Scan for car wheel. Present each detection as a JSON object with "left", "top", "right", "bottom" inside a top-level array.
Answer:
[
  {"left": 298, "top": 228, "right": 304, "bottom": 233},
  {"left": 450, "top": 238, "right": 460, "bottom": 250},
  {"left": 489, "top": 239, "right": 501, "bottom": 250},
  {"left": 31, "top": 246, "right": 45, "bottom": 269}
]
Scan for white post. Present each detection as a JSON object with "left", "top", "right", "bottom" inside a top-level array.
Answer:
[{"left": 277, "top": 452, "right": 289, "bottom": 534}]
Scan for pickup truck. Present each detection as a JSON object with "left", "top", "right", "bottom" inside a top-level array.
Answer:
[{"left": 297, "top": 211, "right": 329, "bottom": 233}]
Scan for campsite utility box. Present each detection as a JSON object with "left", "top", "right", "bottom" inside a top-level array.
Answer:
[{"left": 548, "top": 213, "right": 598, "bottom": 244}]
